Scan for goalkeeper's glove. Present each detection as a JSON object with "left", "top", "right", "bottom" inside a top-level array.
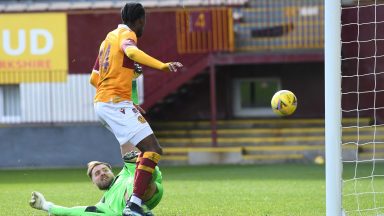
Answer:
[{"left": 29, "top": 191, "right": 53, "bottom": 211}]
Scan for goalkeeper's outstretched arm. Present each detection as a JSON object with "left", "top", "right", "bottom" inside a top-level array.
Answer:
[{"left": 29, "top": 191, "right": 116, "bottom": 216}]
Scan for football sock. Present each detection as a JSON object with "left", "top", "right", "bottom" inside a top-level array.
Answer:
[
  {"left": 129, "top": 195, "right": 142, "bottom": 206},
  {"left": 134, "top": 152, "right": 144, "bottom": 182},
  {"left": 133, "top": 152, "right": 161, "bottom": 200}
]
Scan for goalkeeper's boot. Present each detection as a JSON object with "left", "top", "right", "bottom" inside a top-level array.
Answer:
[
  {"left": 142, "top": 204, "right": 154, "bottom": 216},
  {"left": 123, "top": 151, "right": 139, "bottom": 163},
  {"left": 122, "top": 202, "right": 145, "bottom": 216}
]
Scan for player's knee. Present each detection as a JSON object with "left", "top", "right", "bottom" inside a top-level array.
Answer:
[
  {"left": 145, "top": 146, "right": 162, "bottom": 155},
  {"left": 156, "top": 146, "right": 163, "bottom": 155},
  {"left": 137, "top": 136, "right": 162, "bottom": 155},
  {"left": 151, "top": 138, "right": 162, "bottom": 155}
]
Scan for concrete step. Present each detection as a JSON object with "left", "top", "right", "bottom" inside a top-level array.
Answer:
[
  {"left": 155, "top": 117, "right": 377, "bottom": 164},
  {"left": 160, "top": 143, "right": 384, "bottom": 164},
  {"left": 158, "top": 134, "right": 384, "bottom": 146},
  {"left": 152, "top": 118, "right": 370, "bottom": 130},
  {"left": 155, "top": 127, "right": 325, "bottom": 138},
  {"left": 155, "top": 125, "right": 379, "bottom": 138}
]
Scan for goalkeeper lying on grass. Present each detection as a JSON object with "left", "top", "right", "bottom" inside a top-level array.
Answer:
[{"left": 29, "top": 151, "right": 163, "bottom": 216}]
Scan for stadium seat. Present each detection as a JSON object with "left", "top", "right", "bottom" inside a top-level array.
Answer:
[
  {"left": 26, "top": 2, "right": 49, "bottom": 11},
  {"left": 134, "top": 1, "right": 158, "bottom": 8},
  {"left": 5, "top": 2, "right": 27, "bottom": 12},
  {"left": 70, "top": 1, "right": 92, "bottom": 10},
  {"left": 49, "top": 2, "right": 71, "bottom": 10},
  {"left": 0, "top": 0, "right": 251, "bottom": 11},
  {"left": 157, "top": 0, "right": 180, "bottom": 7},
  {"left": 91, "top": 1, "right": 113, "bottom": 9},
  {"left": 0, "top": 3, "right": 5, "bottom": 12},
  {"left": 112, "top": 1, "right": 125, "bottom": 9},
  {"left": 181, "top": 0, "right": 203, "bottom": 7}
]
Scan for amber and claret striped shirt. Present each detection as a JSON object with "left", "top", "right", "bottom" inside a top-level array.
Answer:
[{"left": 92, "top": 24, "right": 138, "bottom": 103}]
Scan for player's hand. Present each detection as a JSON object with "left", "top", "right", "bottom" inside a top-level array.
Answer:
[
  {"left": 134, "top": 104, "right": 146, "bottom": 114},
  {"left": 133, "top": 63, "right": 143, "bottom": 79},
  {"left": 163, "top": 62, "right": 183, "bottom": 72},
  {"left": 29, "top": 191, "right": 53, "bottom": 211},
  {"left": 134, "top": 63, "right": 143, "bottom": 73}
]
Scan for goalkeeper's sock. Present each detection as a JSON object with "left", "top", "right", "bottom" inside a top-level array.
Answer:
[{"left": 132, "top": 152, "right": 161, "bottom": 199}]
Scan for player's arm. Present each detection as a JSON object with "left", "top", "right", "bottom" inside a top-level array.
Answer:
[
  {"left": 29, "top": 191, "right": 111, "bottom": 216},
  {"left": 30, "top": 191, "right": 85, "bottom": 216},
  {"left": 90, "top": 56, "right": 100, "bottom": 88},
  {"left": 121, "top": 39, "right": 183, "bottom": 72}
]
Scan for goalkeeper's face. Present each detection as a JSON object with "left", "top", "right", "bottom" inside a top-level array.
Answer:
[{"left": 91, "top": 164, "right": 115, "bottom": 190}]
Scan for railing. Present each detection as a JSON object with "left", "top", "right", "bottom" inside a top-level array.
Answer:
[
  {"left": 233, "top": 0, "right": 323, "bottom": 51},
  {"left": 0, "top": 0, "right": 249, "bottom": 12}
]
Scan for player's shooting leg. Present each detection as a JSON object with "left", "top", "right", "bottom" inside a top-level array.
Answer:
[
  {"left": 123, "top": 134, "right": 162, "bottom": 216},
  {"left": 134, "top": 134, "right": 162, "bottom": 198}
]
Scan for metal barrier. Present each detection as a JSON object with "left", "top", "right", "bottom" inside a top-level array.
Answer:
[{"left": 0, "top": 0, "right": 250, "bottom": 12}]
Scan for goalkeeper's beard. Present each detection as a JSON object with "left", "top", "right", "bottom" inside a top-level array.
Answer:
[{"left": 96, "top": 176, "right": 114, "bottom": 190}]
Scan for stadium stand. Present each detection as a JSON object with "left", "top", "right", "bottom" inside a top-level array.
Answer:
[
  {"left": 0, "top": 0, "right": 326, "bottom": 167},
  {"left": 154, "top": 118, "right": 373, "bottom": 164}
]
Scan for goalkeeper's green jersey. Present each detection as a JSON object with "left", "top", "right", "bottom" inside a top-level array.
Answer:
[
  {"left": 100, "top": 162, "right": 135, "bottom": 213},
  {"left": 48, "top": 163, "right": 163, "bottom": 216}
]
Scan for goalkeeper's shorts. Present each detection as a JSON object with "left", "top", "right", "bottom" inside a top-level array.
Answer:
[{"left": 94, "top": 101, "right": 153, "bottom": 146}]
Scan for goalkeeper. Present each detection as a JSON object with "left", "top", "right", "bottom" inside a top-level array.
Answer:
[{"left": 29, "top": 151, "right": 163, "bottom": 216}]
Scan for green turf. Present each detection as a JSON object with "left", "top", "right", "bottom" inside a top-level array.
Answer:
[{"left": 0, "top": 163, "right": 382, "bottom": 216}]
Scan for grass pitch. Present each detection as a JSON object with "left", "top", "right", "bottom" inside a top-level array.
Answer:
[{"left": 0, "top": 164, "right": 327, "bottom": 216}]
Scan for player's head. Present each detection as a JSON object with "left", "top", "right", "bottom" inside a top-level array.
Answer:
[
  {"left": 121, "top": 2, "right": 146, "bottom": 37},
  {"left": 87, "top": 161, "right": 115, "bottom": 190}
]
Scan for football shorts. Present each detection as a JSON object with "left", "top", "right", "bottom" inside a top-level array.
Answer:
[{"left": 94, "top": 101, "right": 153, "bottom": 146}]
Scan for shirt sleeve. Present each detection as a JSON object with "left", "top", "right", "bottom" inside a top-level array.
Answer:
[
  {"left": 120, "top": 31, "right": 138, "bottom": 52},
  {"left": 49, "top": 203, "right": 118, "bottom": 216},
  {"left": 49, "top": 205, "right": 88, "bottom": 216},
  {"left": 92, "top": 55, "right": 100, "bottom": 73},
  {"left": 120, "top": 31, "right": 167, "bottom": 71},
  {"left": 90, "top": 56, "right": 100, "bottom": 88}
]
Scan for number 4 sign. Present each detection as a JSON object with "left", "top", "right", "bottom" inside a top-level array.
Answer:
[{"left": 188, "top": 11, "right": 212, "bottom": 32}]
